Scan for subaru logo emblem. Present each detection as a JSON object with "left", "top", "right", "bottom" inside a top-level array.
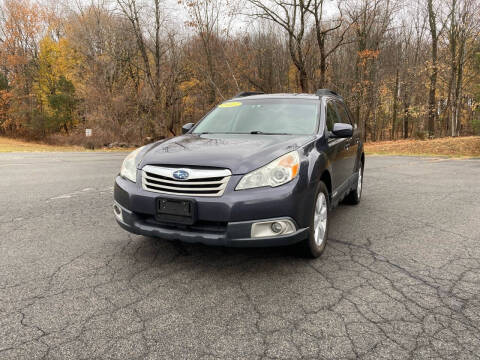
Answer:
[{"left": 172, "top": 169, "right": 189, "bottom": 180}]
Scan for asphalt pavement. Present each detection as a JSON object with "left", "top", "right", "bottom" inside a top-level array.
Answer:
[{"left": 0, "top": 152, "right": 479, "bottom": 359}]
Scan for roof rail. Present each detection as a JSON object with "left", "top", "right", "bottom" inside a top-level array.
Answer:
[
  {"left": 234, "top": 91, "right": 264, "bottom": 98},
  {"left": 315, "top": 89, "right": 339, "bottom": 97}
]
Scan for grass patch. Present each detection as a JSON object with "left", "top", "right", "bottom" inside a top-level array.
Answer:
[
  {"left": 0, "top": 137, "right": 131, "bottom": 152},
  {"left": 3, "top": 135, "right": 480, "bottom": 157},
  {"left": 365, "top": 136, "right": 480, "bottom": 158}
]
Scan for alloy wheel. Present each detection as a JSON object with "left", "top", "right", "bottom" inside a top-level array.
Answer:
[
  {"left": 357, "top": 168, "right": 363, "bottom": 197},
  {"left": 313, "top": 192, "right": 328, "bottom": 246}
]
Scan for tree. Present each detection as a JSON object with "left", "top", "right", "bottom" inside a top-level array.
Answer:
[
  {"left": 426, "top": 0, "right": 439, "bottom": 137},
  {"left": 0, "top": 0, "right": 43, "bottom": 136},
  {"left": 116, "top": 0, "right": 165, "bottom": 102},
  {"left": 446, "top": 0, "right": 480, "bottom": 136},
  {"left": 246, "top": 0, "right": 313, "bottom": 92},
  {"left": 309, "top": 0, "right": 353, "bottom": 88},
  {"left": 0, "top": 0, "right": 480, "bottom": 143},
  {"left": 0, "top": 73, "right": 11, "bottom": 132},
  {"left": 345, "top": 0, "right": 394, "bottom": 140},
  {"left": 183, "top": 0, "right": 225, "bottom": 103},
  {"left": 237, "top": 27, "right": 290, "bottom": 93},
  {"left": 34, "top": 35, "right": 79, "bottom": 134},
  {"left": 0, "top": 73, "right": 8, "bottom": 90},
  {"left": 47, "top": 76, "right": 77, "bottom": 133}
]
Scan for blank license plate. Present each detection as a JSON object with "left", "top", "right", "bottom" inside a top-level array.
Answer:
[{"left": 156, "top": 198, "right": 194, "bottom": 224}]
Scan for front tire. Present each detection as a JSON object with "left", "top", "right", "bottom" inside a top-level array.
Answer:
[{"left": 299, "top": 181, "right": 330, "bottom": 258}]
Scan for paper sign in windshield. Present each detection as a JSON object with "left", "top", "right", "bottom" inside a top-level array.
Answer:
[{"left": 219, "top": 102, "right": 242, "bottom": 108}]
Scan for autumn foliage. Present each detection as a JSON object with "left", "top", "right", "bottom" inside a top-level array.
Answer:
[{"left": 0, "top": 0, "right": 479, "bottom": 146}]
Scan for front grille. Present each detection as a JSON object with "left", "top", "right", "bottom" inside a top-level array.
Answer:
[{"left": 142, "top": 165, "right": 231, "bottom": 197}]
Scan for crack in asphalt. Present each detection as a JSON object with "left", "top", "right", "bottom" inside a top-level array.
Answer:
[{"left": 0, "top": 154, "right": 479, "bottom": 359}]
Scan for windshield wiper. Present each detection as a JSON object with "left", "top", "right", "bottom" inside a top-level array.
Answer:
[
  {"left": 197, "top": 131, "right": 292, "bottom": 135},
  {"left": 249, "top": 131, "right": 291, "bottom": 135}
]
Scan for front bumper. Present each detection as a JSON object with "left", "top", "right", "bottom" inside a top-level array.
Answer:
[
  {"left": 114, "top": 174, "right": 314, "bottom": 247},
  {"left": 115, "top": 201, "right": 307, "bottom": 247}
]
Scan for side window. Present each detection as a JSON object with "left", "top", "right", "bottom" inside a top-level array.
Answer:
[
  {"left": 335, "top": 101, "right": 352, "bottom": 125},
  {"left": 326, "top": 101, "right": 339, "bottom": 132}
]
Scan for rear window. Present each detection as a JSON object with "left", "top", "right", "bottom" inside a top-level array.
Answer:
[{"left": 192, "top": 99, "right": 319, "bottom": 135}]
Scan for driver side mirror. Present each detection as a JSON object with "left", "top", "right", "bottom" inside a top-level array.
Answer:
[
  {"left": 331, "top": 123, "right": 353, "bottom": 138},
  {"left": 182, "top": 122, "right": 194, "bottom": 134}
]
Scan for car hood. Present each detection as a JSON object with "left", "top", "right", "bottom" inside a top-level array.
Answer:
[{"left": 139, "top": 133, "right": 313, "bottom": 174}]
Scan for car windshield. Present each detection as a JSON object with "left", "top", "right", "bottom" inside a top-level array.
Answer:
[{"left": 192, "top": 99, "right": 319, "bottom": 135}]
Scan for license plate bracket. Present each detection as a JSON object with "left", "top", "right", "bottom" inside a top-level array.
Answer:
[{"left": 156, "top": 198, "right": 195, "bottom": 225}]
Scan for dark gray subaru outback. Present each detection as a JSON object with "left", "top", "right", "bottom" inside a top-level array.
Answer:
[{"left": 113, "top": 89, "right": 364, "bottom": 257}]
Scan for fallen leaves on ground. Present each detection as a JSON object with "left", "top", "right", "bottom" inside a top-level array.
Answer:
[
  {"left": 365, "top": 136, "right": 480, "bottom": 158},
  {"left": 0, "top": 137, "right": 130, "bottom": 152}
]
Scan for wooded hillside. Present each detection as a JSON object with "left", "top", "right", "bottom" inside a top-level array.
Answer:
[{"left": 0, "top": 0, "right": 479, "bottom": 146}]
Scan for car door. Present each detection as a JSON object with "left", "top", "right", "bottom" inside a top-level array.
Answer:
[
  {"left": 334, "top": 100, "right": 357, "bottom": 177},
  {"left": 325, "top": 99, "right": 351, "bottom": 192}
]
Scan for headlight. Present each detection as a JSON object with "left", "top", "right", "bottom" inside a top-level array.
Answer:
[
  {"left": 236, "top": 150, "right": 300, "bottom": 190},
  {"left": 120, "top": 146, "right": 144, "bottom": 182}
]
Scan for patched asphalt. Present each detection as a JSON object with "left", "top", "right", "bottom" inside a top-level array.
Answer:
[{"left": 0, "top": 152, "right": 479, "bottom": 359}]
